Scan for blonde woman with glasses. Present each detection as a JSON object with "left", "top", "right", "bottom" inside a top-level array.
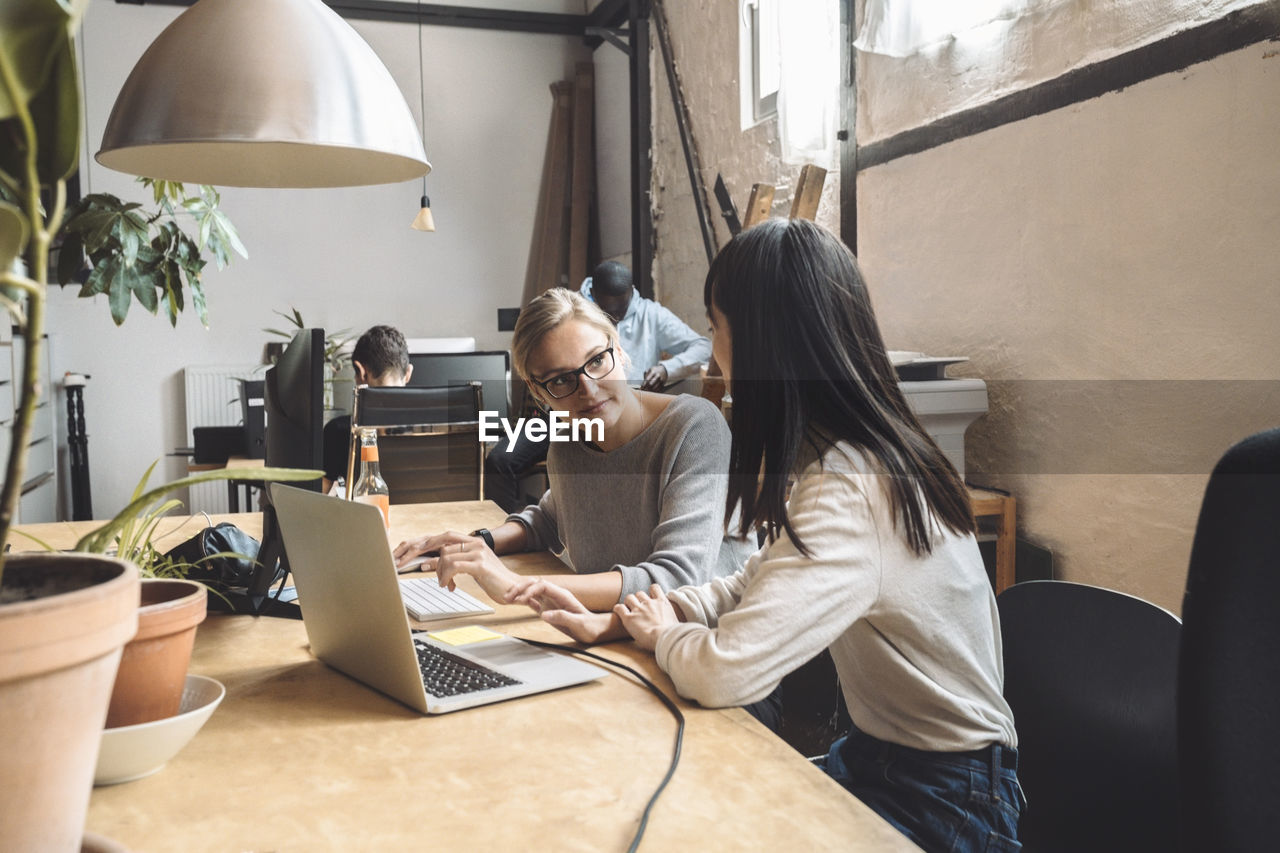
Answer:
[{"left": 393, "top": 287, "right": 752, "bottom": 619}]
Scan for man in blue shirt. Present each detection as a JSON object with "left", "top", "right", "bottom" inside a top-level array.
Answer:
[{"left": 579, "top": 261, "right": 712, "bottom": 391}]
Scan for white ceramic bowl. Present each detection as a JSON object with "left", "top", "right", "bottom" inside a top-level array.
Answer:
[{"left": 94, "top": 674, "right": 225, "bottom": 786}]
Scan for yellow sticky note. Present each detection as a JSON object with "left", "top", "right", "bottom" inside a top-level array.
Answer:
[{"left": 427, "top": 625, "right": 504, "bottom": 646}]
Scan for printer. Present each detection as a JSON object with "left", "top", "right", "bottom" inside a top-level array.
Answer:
[{"left": 889, "top": 352, "right": 988, "bottom": 481}]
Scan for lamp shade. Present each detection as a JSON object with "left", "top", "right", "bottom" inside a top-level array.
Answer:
[{"left": 96, "top": 0, "right": 430, "bottom": 188}]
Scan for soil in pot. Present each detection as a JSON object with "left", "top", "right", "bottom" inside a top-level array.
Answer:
[{"left": 106, "top": 578, "right": 208, "bottom": 728}]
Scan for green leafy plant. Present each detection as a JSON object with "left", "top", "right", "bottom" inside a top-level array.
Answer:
[
  {"left": 8, "top": 459, "right": 320, "bottom": 607},
  {"left": 58, "top": 177, "right": 247, "bottom": 326},
  {"left": 265, "top": 307, "right": 352, "bottom": 376},
  {"left": 74, "top": 461, "right": 320, "bottom": 604},
  {"left": 0, "top": 0, "right": 88, "bottom": 581},
  {"left": 8, "top": 461, "right": 321, "bottom": 571},
  {"left": 0, "top": 0, "right": 252, "bottom": 582}
]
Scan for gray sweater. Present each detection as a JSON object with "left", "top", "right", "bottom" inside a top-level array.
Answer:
[{"left": 508, "top": 395, "right": 751, "bottom": 598}]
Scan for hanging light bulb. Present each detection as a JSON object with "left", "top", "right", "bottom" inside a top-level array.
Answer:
[
  {"left": 410, "top": 0, "right": 436, "bottom": 231},
  {"left": 411, "top": 194, "right": 435, "bottom": 232}
]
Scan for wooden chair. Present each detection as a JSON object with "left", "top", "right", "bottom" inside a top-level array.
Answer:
[{"left": 968, "top": 486, "right": 1017, "bottom": 593}]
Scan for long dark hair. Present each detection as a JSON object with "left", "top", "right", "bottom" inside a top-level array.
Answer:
[{"left": 704, "top": 218, "right": 973, "bottom": 556}]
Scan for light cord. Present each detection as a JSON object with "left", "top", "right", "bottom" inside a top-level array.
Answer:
[{"left": 416, "top": 0, "right": 427, "bottom": 197}]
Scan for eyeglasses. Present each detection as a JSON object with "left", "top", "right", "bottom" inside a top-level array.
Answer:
[{"left": 535, "top": 347, "right": 616, "bottom": 399}]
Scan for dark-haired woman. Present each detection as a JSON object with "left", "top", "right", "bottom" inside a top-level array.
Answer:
[{"left": 516, "top": 219, "right": 1023, "bottom": 852}]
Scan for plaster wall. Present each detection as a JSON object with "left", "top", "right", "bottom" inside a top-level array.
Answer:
[
  {"left": 856, "top": 0, "right": 1268, "bottom": 143},
  {"left": 649, "top": 1, "right": 841, "bottom": 326},
  {"left": 51, "top": 2, "right": 587, "bottom": 517},
  {"left": 857, "top": 42, "right": 1280, "bottom": 613}
]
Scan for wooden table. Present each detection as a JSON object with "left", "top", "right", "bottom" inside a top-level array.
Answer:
[{"left": 14, "top": 502, "right": 916, "bottom": 852}]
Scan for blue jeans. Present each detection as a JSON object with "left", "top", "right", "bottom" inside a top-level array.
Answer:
[{"left": 823, "top": 727, "right": 1024, "bottom": 852}]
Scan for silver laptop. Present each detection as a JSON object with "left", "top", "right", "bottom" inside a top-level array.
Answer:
[{"left": 270, "top": 484, "right": 608, "bottom": 714}]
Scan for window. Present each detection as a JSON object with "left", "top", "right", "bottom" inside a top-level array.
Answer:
[
  {"left": 740, "top": 0, "right": 780, "bottom": 128},
  {"left": 855, "top": 0, "right": 1035, "bottom": 57},
  {"left": 738, "top": 0, "right": 839, "bottom": 165}
]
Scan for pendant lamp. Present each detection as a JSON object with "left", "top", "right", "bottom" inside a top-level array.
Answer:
[
  {"left": 411, "top": 195, "right": 435, "bottom": 232},
  {"left": 409, "top": 0, "right": 435, "bottom": 231},
  {"left": 96, "top": 0, "right": 430, "bottom": 188}
]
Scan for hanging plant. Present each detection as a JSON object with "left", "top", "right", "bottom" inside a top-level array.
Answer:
[{"left": 57, "top": 176, "right": 247, "bottom": 326}]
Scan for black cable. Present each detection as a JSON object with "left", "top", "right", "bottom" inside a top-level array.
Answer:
[{"left": 519, "top": 638, "right": 684, "bottom": 853}]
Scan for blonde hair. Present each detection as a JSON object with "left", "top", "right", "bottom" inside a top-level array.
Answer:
[{"left": 511, "top": 288, "right": 622, "bottom": 384}]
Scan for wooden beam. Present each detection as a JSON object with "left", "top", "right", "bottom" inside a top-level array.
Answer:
[
  {"left": 652, "top": 0, "right": 718, "bottom": 264},
  {"left": 525, "top": 81, "right": 574, "bottom": 303},
  {"left": 541, "top": 81, "right": 575, "bottom": 295},
  {"left": 520, "top": 95, "right": 557, "bottom": 310},
  {"left": 789, "top": 164, "right": 826, "bottom": 221},
  {"left": 742, "top": 183, "right": 775, "bottom": 229},
  {"left": 856, "top": 0, "right": 1280, "bottom": 171}
]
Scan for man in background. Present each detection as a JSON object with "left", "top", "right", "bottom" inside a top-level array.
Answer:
[
  {"left": 322, "top": 325, "right": 412, "bottom": 491},
  {"left": 579, "top": 260, "right": 711, "bottom": 391}
]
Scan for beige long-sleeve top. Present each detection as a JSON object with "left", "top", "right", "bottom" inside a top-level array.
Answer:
[{"left": 658, "top": 442, "right": 1017, "bottom": 753}]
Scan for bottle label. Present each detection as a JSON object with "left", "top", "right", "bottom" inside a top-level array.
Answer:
[{"left": 361, "top": 446, "right": 380, "bottom": 462}]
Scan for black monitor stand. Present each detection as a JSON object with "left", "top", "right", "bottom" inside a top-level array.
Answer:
[{"left": 206, "top": 504, "right": 302, "bottom": 620}]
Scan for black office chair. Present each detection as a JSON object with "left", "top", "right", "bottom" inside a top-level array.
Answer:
[
  {"left": 997, "top": 580, "right": 1181, "bottom": 852},
  {"left": 347, "top": 383, "right": 485, "bottom": 504},
  {"left": 1178, "top": 427, "right": 1280, "bottom": 853}
]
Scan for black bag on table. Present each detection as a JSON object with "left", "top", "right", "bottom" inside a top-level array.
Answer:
[{"left": 163, "top": 522, "right": 265, "bottom": 589}]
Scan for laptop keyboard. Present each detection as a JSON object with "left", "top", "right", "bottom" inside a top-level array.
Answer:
[
  {"left": 400, "top": 578, "right": 495, "bottom": 622},
  {"left": 412, "top": 639, "right": 522, "bottom": 697}
]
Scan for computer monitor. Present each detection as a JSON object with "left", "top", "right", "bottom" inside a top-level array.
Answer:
[
  {"left": 215, "top": 328, "right": 325, "bottom": 618},
  {"left": 265, "top": 328, "right": 326, "bottom": 475},
  {"left": 408, "top": 350, "right": 512, "bottom": 423}
]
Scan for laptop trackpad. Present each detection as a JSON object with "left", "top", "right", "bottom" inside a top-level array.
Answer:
[{"left": 451, "top": 637, "right": 592, "bottom": 682}]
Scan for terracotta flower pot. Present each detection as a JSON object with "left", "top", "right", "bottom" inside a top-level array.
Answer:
[
  {"left": 106, "top": 579, "right": 208, "bottom": 728},
  {"left": 0, "top": 553, "right": 140, "bottom": 853}
]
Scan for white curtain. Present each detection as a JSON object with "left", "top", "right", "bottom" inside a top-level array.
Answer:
[
  {"left": 777, "top": 0, "right": 840, "bottom": 167},
  {"left": 855, "top": 0, "right": 1035, "bottom": 57}
]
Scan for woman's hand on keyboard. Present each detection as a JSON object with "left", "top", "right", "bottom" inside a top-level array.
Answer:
[
  {"left": 393, "top": 530, "right": 481, "bottom": 571},
  {"left": 434, "top": 538, "right": 522, "bottom": 604}
]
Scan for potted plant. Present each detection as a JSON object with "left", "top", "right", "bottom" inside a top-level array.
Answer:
[
  {"left": 70, "top": 462, "right": 313, "bottom": 729},
  {"left": 265, "top": 307, "right": 354, "bottom": 413},
  {"left": 0, "top": 3, "right": 137, "bottom": 848},
  {"left": 0, "top": 3, "right": 307, "bottom": 848}
]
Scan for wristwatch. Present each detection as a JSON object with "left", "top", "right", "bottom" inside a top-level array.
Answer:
[{"left": 470, "top": 528, "right": 495, "bottom": 551}]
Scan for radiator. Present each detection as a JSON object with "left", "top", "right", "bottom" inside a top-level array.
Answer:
[{"left": 183, "top": 364, "right": 261, "bottom": 514}]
